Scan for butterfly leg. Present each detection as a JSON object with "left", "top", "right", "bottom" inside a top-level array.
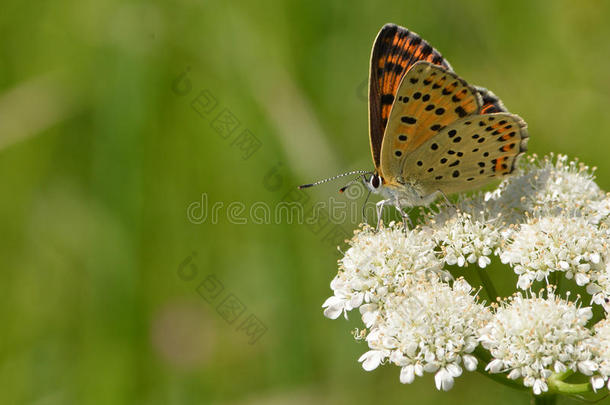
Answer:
[
  {"left": 375, "top": 200, "right": 385, "bottom": 230},
  {"left": 394, "top": 204, "right": 412, "bottom": 232},
  {"left": 436, "top": 189, "right": 456, "bottom": 210}
]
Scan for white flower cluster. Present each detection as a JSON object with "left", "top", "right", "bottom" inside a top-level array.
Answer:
[
  {"left": 323, "top": 223, "right": 443, "bottom": 320},
  {"left": 427, "top": 201, "right": 503, "bottom": 269},
  {"left": 486, "top": 154, "right": 604, "bottom": 216},
  {"left": 495, "top": 156, "right": 610, "bottom": 301},
  {"left": 479, "top": 290, "right": 596, "bottom": 395},
  {"left": 322, "top": 155, "right": 610, "bottom": 396},
  {"left": 500, "top": 215, "right": 608, "bottom": 290},
  {"left": 359, "top": 278, "right": 489, "bottom": 391}
]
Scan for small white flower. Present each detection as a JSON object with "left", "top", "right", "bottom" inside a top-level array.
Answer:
[
  {"left": 322, "top": 296, "right": 345, "bottom": 319},
  {"left": 479, "top": 289, "right": 594, "bottom": 395},
  {"left": 463, "top": 354, "right": 478, "bottom": 371},
  {"left": 591, "top": 375, "right": 605, "bottom": 391},
  {"left": 485, "top": 359, "right": 505, "bottom": 374},
  {"left": 532, "top": 379, "right": 548, "bottom": 396},
  {"left": 399, "top": 363, "right": 424, "bottom": 384},
  {"left": 359, "top": 303, "right": 379, "bottom": 328},
  {"left": 358, "top": 350, "right": 387, "bottom": 371},
  {"left": 435, "top": 367, "right": 456, "bottom": 391},
  {"left": 578, "top": 360, "right": 598, "bottom": 376}
]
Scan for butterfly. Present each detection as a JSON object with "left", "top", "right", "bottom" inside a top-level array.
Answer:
[{"left": 300, "top": 23, "right": 529, "bottom": 228}]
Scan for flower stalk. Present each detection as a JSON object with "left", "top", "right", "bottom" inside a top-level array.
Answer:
[
  {"left": 531, "top": 394, "right": 556, "bottom": 405},
  {"left": 476, "top": 265, "right": 498, "bottom": 302},
  {"left": 545, "top": 370, "right": 591, "bottom": 395}
]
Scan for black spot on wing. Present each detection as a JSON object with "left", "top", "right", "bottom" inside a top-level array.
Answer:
[
  {"left": 455, "top": 106, "right": 467, "bottom": 117},
  {"left": 381, "top": 94, "right": 395, "bottom": 104}
]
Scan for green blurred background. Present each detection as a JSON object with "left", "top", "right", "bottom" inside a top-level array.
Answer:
[{"left": 2, "top": 0, "right": 610, "bottom": 404}]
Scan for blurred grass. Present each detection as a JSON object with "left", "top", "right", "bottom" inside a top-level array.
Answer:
[{"left": 1, "top": 0, "right": 610, "bottom": 404}]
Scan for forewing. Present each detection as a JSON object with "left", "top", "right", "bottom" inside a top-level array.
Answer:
[
  {"left": 403, "top": 113, "right": 529, "bottom": 194},
  {"left": 380, "top": 61, "right": 481, "bottom": 184},
  {"left": 369, "top": 24, "right": 451, "bottom": 171}
]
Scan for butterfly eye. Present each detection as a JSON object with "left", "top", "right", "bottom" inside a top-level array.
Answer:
[{"left": 370, "top": 174, "right": 381, "bottom": 189}]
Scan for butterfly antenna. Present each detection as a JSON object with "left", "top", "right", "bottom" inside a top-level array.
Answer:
[
  {"left": 338, "top": 174, "right": 368, "bottom": 193},
  {"left": 298, "top": 170, "right": 372, "bottom": 190}
]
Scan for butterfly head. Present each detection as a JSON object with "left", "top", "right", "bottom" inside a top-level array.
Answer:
[{"left": 363, "top": 173, "right": 383, "bottom": 194}]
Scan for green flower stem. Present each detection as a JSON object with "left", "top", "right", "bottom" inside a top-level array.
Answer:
[
  {"left": 531, "top": 394, "right": 556, "bottom": 405},
  {"left": 470, "top": 350, "right": 593, "bottom": 398},
  {"left": 550, "top": 369, "right": 573, "bottom": 382},
  {"left": 547, "top": 373, "right": 591, "bottom": 395},
  {"left": 549, "top": 271, "right": 562, "bottom": 295},
  {"left": 476, "top": 266, "right": 499, "bottom": 302}
]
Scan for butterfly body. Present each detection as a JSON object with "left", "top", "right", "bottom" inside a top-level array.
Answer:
[
  {"left": 366, "top": 174, "right": 439, "bottom": 207},
  {"left": 362, "top": 24, "right": 528, "bottom": 226}
]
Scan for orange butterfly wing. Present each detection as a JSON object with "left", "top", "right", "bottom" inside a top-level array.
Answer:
[{"left": 368, "top": 24, "right": 451, "bottom": 172}]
